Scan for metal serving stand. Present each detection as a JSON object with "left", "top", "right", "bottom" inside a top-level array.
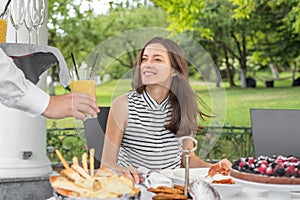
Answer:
[{"left": 178, "top": 136, "right": 198, "bottom": 197}]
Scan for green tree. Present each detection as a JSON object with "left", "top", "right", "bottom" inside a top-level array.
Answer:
[
  {"left": 153, "top": 0, "right": 254, "bottom": 87},
  {"left": 248, "top": 1, "right": 300, "bottom": 79},
  {"left": 152, "top": 0, "right": 300, "bottom": 88},
  {"left": 88, "top": 5, "right": 168, "bottom": 79},
  {"left": 47, "top": 0, "right": 168, "bottom": 93},
  {"left": 48, "top": 0, "right": 97, "bottom": 94}
]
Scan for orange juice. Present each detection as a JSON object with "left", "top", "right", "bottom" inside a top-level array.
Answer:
[
  {"left": 70, "top": 80, "right": 96, "bottom": 98},
  {"left": 0, "top": 19, "right": 7, "bottom": 43}
]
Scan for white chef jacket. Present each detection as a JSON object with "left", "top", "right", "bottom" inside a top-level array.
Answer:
[{"left": 0, "top": 47, "right": 49, "bottom": 116}]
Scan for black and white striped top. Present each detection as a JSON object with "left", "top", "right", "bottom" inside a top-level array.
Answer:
[{"left": 117, "top": 90, "right": 182, "bottom": 170}]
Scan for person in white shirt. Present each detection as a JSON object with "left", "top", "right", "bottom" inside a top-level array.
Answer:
[{"left": 0, "top": 47, "right": 99, "bottom": 121}]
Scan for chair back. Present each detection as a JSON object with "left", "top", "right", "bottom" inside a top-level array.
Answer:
[
  {"left": 83, "top": 106, "right": 110, "bottom": 168},
  {"left": 250, "top": 108, "right": 300, "bottom": 158}
]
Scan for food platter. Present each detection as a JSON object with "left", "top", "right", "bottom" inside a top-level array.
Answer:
[
  {"left": 51, "top": 173, "right": 141, "bottom": 200},
  {"left": 160, "top": 168, "right": 209, "bottom": 183},
  {"left": 160, "top": 168, "right": 243, "bottom": 198},
  {"left": 53, "top": 189, "right": 140, "bottom": 200},
  {"left": 50, "top": 149, "right": 140, "bottom": 200}
]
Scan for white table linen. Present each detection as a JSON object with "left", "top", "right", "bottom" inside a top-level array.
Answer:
[{"left": 47, "top": 186, "right": 300, "bottom": 200}]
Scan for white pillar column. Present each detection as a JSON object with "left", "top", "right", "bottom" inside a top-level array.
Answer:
[{"left": 0, "top": 0, "right": 51, "bottom": 178}]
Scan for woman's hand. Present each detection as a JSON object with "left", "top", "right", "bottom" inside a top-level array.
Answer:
[
  {"left": 208, "top": 158, "right": 232, "bottom": 177},
  {"left": 217, "top": 158, "right": 232, "bottom": 169},
  {"left": 116, "top": 165, "right": 143, "bottom": 184}
]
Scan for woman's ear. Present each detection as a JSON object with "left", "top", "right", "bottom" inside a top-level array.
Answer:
[{"left": 171, "top": 69, "right": 177, "bottom": 77}]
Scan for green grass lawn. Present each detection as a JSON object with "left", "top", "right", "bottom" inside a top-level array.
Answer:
[{"left": 47, "top": 76, "right": 300, "bottom": 129}]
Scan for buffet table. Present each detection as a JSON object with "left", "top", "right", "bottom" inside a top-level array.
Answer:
[
  {"left": 46, "top": 185, "right": 300, "bottom": 200},
  {"left": 228, "top": 187, "right": 300, "bottom": 200},
  {"left": 141, "top": 186, "right": 300, "bottom": 200},
  {"left": 45, "top": 166, "right": 300, "bottom": 200}
]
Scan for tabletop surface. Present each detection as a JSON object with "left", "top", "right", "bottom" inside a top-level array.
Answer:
[{"left": 47, "top": 185, "right": 300, "bottom": 200}]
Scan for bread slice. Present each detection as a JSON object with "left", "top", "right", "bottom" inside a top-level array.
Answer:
[{"left": 51, "top": 176, "right": 95, "bottom": 198}]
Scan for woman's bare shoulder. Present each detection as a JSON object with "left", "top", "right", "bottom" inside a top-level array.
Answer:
[
  {"left": 110, "top": 94, "right": 129, "bottom": 127},
  {"left": 111, "top": 94, "right": 128, "bottom": 109}
]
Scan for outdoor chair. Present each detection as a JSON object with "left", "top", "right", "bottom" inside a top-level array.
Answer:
[
  {"left": 83, "top": 106, "right": 110, "bottom": 169},
  {"left": 250, "top": 108, "right": 300, "bottom": 158}
]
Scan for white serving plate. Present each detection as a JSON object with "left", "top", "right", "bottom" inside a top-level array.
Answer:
[
  {"left": 160, "top": 168, "right": 243, "bottom": 198},
  {"left": 231, "top": 176, "right": 300, "bottom": 200},
  {"left": 231, "top": 176, "right": 300, "bottom": 191}
]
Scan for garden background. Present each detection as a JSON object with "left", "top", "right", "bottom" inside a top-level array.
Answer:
[{"left": 46, "top": 0, "right": 300, "bottom": 162}]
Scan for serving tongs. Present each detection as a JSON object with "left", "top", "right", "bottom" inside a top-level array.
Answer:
[{"left": 178, "top": 136, "right": 198, "bottom": 197}]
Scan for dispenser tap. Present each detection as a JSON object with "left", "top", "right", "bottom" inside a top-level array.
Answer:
[{"left": 21, "top": 151, "right": 32, "bottom": 160}]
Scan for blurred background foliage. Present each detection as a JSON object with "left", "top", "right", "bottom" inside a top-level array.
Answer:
[
  {"left": 46, "top": 0, "right": 300, "bottom": 128},
  {"left": 46, "top": 0, "right": 300, "bottom": 161},
  {"left": 47, "top": 0, "right": 300, "bottom": 89}
]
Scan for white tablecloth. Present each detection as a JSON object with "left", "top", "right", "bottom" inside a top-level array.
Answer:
[
  {"left": 47, "top": 186, "right": 300, "bottom": 200},
  {"left": 229, "top": 188, "right": 300, "bottom": 200}
]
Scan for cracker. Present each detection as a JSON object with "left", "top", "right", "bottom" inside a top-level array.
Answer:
[{"left": 152, "top": 192, "right": 188, "bottom": 200}]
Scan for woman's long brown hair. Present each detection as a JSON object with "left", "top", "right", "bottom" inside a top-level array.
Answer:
[{"left": 133, "top": 37, "right": 209, "bottom": 136}]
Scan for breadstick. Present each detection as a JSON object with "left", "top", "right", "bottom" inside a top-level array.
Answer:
[
  {"left": 89, "top": 148, "right": 95, "bottom": 176},
  {"left": 55, "top": 150, "right": 70, "bottom": 169},
  {"left": 82, "top": 152, "right": 88, "bottom": 173},
  {"left": 72, "top": 156, "right": 79, "bottom": 166}
]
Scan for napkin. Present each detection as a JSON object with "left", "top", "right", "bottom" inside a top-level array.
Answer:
[{"left": 138, "top": 166, "right": 173, "bottom": 188}]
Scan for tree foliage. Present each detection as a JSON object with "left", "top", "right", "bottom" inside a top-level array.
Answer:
[
  {"left": 47, "top": 0, "right": 168, "bottom": 88},
  {"left": 152, "top": 0, "right": 300, "bottom": 88}
]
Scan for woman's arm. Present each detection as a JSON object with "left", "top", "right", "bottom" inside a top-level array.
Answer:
[
  {"left": 101, "top": 95, "right": 128, "bottom": 169},
  {"left": 180, "top": 141, "right": 232, "bottom": 169},
  {"left": 180, "top": 139, "right": 212, "bottom": 168},
  {"left": 188, "top": 152, "right": 213, "bottom": 168},
  {"left": 100, "top": 95, "right": 142, "bottom": 183}
]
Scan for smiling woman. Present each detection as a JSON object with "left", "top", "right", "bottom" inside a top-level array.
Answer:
[{"left": 100, "top": 36, "right": 231, "bottom": 184}]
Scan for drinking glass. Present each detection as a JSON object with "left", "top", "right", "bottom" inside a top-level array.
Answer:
[
  {"left": 0, "top": 9, "right": 7, "bottom": 43},
  {"left": 0, "top": 18, "right": 7, "bottom": 42},
  {"left": 69, "top": 67, "right": 97, "bottom": 118},
  {"left": 24, "top": 0, "right": 34, "bottom": 44},
  {"left": 31, "top": 0, "right": 45, "bottom": 44},
  {"left": 10, "top": 0, "right": 25, "bottom": 43},
  {"left": 70, "top": 67, "right": 97, "bottom": 149}
]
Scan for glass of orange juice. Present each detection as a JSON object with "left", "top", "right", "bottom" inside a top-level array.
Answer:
[
  {"left": 70, "top": 67, "right": 97, "bottom": 117},
  {"left": 0, "top": 18, "right": 7, "bottom": 43}
]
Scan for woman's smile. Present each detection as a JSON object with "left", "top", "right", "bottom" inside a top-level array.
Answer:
[{"left": 143, "top": 70, "right": 156, "bottom": 77}]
